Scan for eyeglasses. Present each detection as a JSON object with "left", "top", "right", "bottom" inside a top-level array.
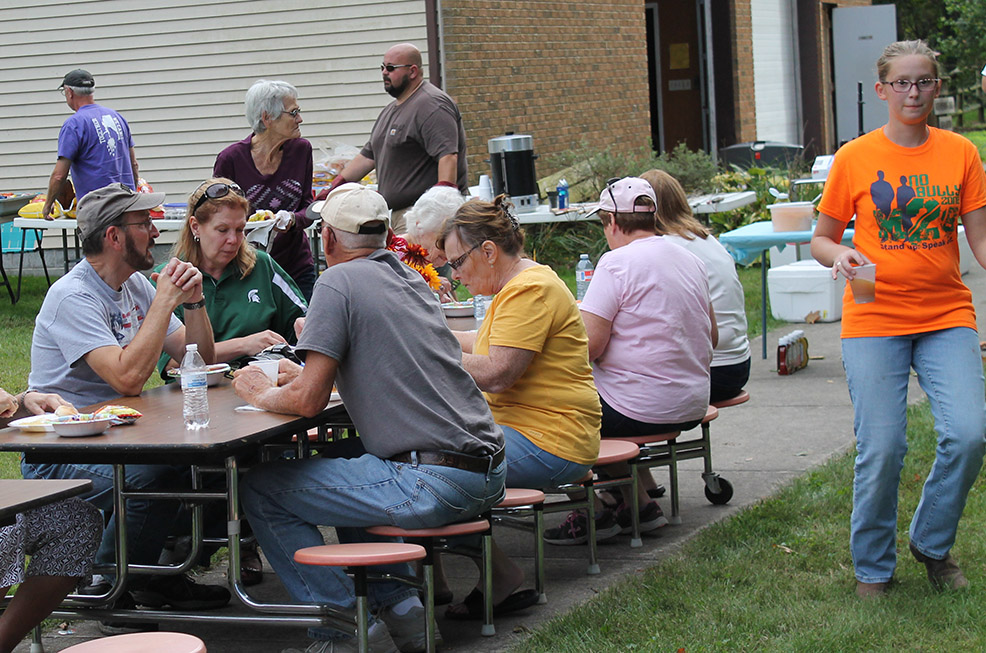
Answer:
[
  {"left": 380, "top": 63, "right": 412, "bottom": 72},
  {"left": 281, "top": 108, "right": 302, "bottom": 118},
  {"left": 448, "top": 243, "right": 481, "bottom": 271},
  {"left": 192, "top": 182, "right": 244, "bottom": 213},
  {"left": 121, "top": 219, "right": 154, "bottom": 231},
  {"left": 882, "top": 78, "right": 939, "bottom": 93}
]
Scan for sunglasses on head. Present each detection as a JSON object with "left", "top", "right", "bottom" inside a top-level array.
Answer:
[{"left": 192, "top": 183, "right": 243, "bottom": 213}]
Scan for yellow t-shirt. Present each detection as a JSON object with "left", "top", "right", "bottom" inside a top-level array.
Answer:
[
  {"left": 817, "top": 127, "right": 986, "bottom": 338},
  {"left": 475, "top": 265, "right": 601, "bottom": 465}
]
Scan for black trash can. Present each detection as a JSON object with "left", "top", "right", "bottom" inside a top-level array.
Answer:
[{"left": 719, "top": 141, "right": 804, "bottom": 170}]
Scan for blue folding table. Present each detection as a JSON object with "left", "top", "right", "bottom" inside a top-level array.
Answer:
[{"left": 718, "top": 221, "right": 854, "bottom": 358}]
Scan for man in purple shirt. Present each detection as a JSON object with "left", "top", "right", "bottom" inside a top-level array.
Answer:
[{"left": 43, "top": 69, "right": 139, "bottom": 219}]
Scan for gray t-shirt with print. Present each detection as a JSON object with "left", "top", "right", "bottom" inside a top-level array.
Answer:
[
  {"left": 28, "top": 259, "right": 181, "bottom": 409},
  {"left": 296, "top": 249, "right": 501, "bottom": 459}
]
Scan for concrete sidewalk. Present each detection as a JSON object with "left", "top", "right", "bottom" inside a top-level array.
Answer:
[{"left": 20, "top": 263, "right": 986, "bottom": 653}]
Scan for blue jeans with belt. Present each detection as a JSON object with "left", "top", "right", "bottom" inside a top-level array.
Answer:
[
  {"left": 241, "top": 452, "right": 506, "bottom": 641},
  {"left": 842, "top": 327, "right": 986, "bottom": 583}
]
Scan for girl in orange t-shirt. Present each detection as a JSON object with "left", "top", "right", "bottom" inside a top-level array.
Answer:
[{"left": 812, "top": 40, "right": 986, "bottom": 598}]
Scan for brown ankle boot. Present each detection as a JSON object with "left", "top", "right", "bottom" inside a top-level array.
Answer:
[
  {"left": 909, "top": 542, "right": 969, "bottom": 590},
  {"left": 856, "top": 580, "right": 890, "bottom": 598}
]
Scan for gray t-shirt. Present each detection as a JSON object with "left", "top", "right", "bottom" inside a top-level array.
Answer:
[
  {"left": 28, "top": 259, "right": 182, "bottom": 408},
  {"left": 297, "top": 249, "right": 501, "bottom": 459},
  {"left": 361, "top": 81, "right": 468, "bottom": 211}
]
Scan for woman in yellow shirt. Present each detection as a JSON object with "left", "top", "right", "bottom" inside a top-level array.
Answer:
[{"left": 437, "top": 195, "right": 602, "bottom": 620}]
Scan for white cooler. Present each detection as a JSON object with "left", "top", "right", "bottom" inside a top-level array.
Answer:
[{"left": 767, "top": 259, "right": 843, "bottom": 322}]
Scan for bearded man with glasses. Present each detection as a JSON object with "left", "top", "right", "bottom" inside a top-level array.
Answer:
[
  {"left": 317, "top": 43, "right": 468, "bottom": 234},
  {"left": 23, "top": 183, "right": 231, "bottom": 631}
]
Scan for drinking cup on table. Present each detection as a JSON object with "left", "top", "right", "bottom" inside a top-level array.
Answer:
[
  {"left": 248, "top": 359, "right": 279, "bottom": 384},
  {"left": 849, "top": 263, "right": 876, "bottom": 304}
]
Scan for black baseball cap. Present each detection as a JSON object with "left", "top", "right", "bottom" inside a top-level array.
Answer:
[{"left": 58, "top": 69, "right": 95, "bottom": 90}]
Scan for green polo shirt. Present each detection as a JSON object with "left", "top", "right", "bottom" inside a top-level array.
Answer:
[{"left": 155, "top": 250, "right": 307, "bottom": 374}]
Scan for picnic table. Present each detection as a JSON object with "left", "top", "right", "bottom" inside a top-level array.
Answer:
[
  {"left": 0, "top": 478, "right": 92, "bottom": 527},
  {"left": 0, "top": 381, "right": 358, "bottom": 632}
]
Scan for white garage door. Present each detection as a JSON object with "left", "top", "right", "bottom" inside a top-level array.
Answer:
[
  {"left": 0, "top": 0, "right": 427, "bottom": 200},
  {"left": 751, "top": 0, "right": 802, "bottom": 144}
]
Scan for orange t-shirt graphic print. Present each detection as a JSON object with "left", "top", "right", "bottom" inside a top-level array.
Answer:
[{"left": 817, "top": 127, "right": 986, "bottom": 338}]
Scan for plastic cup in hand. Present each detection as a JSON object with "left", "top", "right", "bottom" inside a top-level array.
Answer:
[
  {"left": 248, "top": 359, "right": 279, "bottom": 384},
  {"left": 849, "top": 263, "right": 876, "bottom": 304}
]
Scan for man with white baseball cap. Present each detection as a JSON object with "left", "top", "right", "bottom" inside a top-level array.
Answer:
[
  {"left": 234, "top": 183, "right": 505, "bottom": 653},
  {"left": 23, "top": 182, "right": 230, "bottom": 629}
]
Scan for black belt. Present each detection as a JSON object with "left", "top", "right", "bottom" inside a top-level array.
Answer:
[{"left": 390, "top": 448, "right": 505, "bottom": 474}]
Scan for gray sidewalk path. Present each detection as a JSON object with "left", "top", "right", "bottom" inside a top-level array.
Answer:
[{"left": 21, "top": 264, "right": 986, "bottom": 653}]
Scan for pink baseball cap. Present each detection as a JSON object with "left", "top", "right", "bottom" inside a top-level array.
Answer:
[{"left": 586, "top": 177, "right": 657, "bottom": 216}]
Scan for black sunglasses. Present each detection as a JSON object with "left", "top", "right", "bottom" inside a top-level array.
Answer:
[
  {"left": 380, "top": 63, "right": 412, "bottom": 72},
  {"left": 192, "top": 183, "right": 244, "bottom": 213}
]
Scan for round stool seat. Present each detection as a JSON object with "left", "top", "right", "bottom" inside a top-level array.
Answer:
[
  {"left": 712, "top": 389, "right": 750, "bottom": 409},
  {"left": 62, "top": 632, "right": 206, "bottom": 653},
  {"left": 610, "top": 432, "right": 680, "bottom": 446},
  {"left": 595, "top": 439, "right": 640, "bottom": 465},
  {"left": 367, "top": 519, "right": 489, "bottom": 538},
  {"left": 497, "top": 488, "right": 545, "bottom": 508},
  {"left": 295, "top": 542, "right": 425, "bottom": 567},
  {"left": 703, "top": 405, "right": 719, "bottom": 423}
]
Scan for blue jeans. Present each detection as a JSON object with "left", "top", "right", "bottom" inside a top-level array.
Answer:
[
  {"left": 842, "top": 327, "right": 986, "bottom": 583},
  {"left": 20, "top": 461, "right": 186, "bottom": 570},
  {"left": 501, "top": 425, "right": 591, "bottom": 488},
  {"left": 240, "top": 452, "right": 506, "bottom": 640}
]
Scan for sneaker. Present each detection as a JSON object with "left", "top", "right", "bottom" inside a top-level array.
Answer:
[
  {"left": 282, "top": 620, "right": 398, "bottom": 653},
  {"left": 543, "top": 509, "right": 621, "bottom": 545},
  {"left": 131, "top": 573, "right": 231, "bottom": 610},
  {"left": 614, "top": 501, "right": 669, "bottom": 534},
  {"left": 97, "top": 590, "right": 160, "bottom": 635},
  {"left": 909, "top": 542, "right": 969, "bottom": 590},
  {"left": 379, "top": 603, "right": 443, "bottom": 653}
]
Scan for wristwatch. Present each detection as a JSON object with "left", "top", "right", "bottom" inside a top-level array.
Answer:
[{"left": 183, "top": 298, "right": 207, "bottom": 310}]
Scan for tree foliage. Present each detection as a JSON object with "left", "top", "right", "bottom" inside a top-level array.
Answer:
[{"left": 875, "top": 0, "right": 986, "bottom": 92}]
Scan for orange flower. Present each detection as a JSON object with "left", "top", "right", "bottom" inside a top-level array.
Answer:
[{"left": 388, "top": 239, "right": 441, "bottom": 290}]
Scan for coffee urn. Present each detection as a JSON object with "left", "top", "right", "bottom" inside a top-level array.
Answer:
[{"left": 487, "top": 133, "right": 538, "bottom": 213}]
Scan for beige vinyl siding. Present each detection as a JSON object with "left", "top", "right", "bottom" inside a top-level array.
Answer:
[{"left": 0, "top": 0, "right": 428, "bottom": 201}]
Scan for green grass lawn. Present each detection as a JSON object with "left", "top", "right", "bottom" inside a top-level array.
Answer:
[{"left": 513, "top": 401, "right": 986, "bottom": 651}]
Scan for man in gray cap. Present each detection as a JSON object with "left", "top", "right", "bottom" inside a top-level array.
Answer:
[
  {"left": 42, "top": 69, "right": 141, "bottom": 219},
  {"left": 233, "top": 184, "right": 505, "bottom": 653},
  {"left": 23, "top": 183, "right": 230, "bottom": 631}
]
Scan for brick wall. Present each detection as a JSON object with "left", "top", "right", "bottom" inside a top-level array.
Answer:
[
  {"left": 441, "top": 0, "right": 651, "bottom": 184},
  {"left": 729, "top": 0, "right": 757, "bottom": 143}
]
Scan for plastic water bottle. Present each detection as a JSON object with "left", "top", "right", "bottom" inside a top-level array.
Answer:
[
  {"left": 575, "top": 254, "right": 594, "bottom": 300},
  {"left": 180, "top": 344, "right": 210, "bottom": 429},
  {"left": 556, "top": 179, "right": 569, "bottom": 210},
  {"left": 473, "top": 295, "right": 489, "bottom": 322}
]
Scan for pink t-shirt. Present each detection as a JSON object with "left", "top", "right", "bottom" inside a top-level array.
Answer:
[{"left": 580, "top": 235, "right": 713, "bottom": 424}]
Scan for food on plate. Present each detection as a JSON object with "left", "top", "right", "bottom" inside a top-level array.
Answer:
[
  {"left": 92, "top": 405, "right": 143, "bottom": 425},
  {"left": 249, "top": 210, "right": 275, "bottom": 222},
  {"left": 10, "top": 414, "right": 57, "bottom": 430},
  {"left": 55, "top": 405, "right": 79, "bottom": 417}
]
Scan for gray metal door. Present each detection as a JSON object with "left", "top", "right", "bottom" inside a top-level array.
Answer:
[{"left": 832, "top": 4, "right": 897, "bottom": 145}]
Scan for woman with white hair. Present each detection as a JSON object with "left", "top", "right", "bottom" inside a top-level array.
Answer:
[
  {"left": 399, "top": 185, "right": 465, "bottom": 301},
  {"left": 214, "top": 79, "right": 316, "bottom": 300}
]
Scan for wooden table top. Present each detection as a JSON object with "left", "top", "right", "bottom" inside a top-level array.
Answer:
[
  {"left": 0, "top": 478, "right": 92, "bottom": 524},
  {"left": 0, "top": 379, "right": 346, "bottom": 465}
]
